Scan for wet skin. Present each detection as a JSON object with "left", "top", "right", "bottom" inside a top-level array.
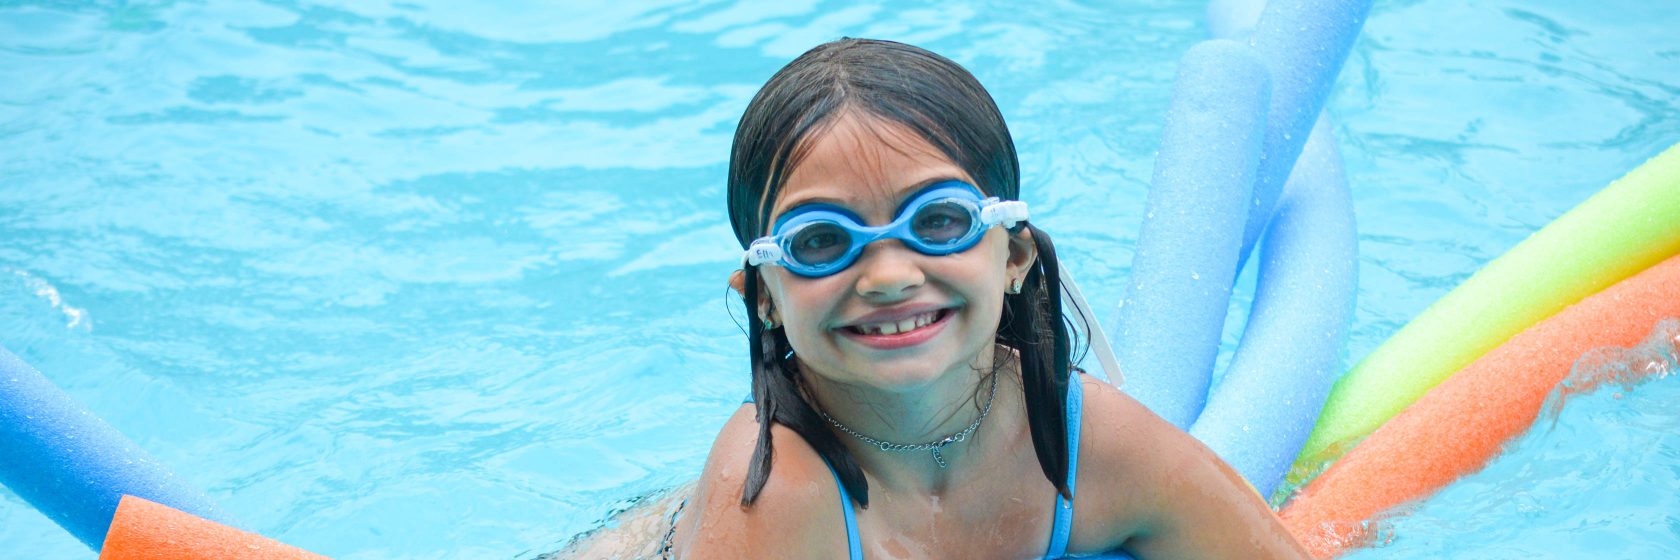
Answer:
[{"left": 675, "top": 111, "right": 1310, "bottom": 559}]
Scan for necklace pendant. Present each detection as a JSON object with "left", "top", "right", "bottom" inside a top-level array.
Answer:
[{"left": 932, "top": 448, "right": 947, "bottom": 469}]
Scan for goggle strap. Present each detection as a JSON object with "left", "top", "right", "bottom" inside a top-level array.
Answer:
[
  {"left": 1058, "top": 266, "right": 1125, "bottom": 387},
  {"left": 980, "top": 199, "right": 1029, "bottom": 229},
  {"left": 744, "top": 238, "right": 783, "bottom": 267}
]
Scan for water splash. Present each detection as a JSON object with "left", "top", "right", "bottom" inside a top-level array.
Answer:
[
  {"left": 9, "top": 269, "right": 90, "bottom": 331},
  {"left": 1541, "top": 318, "right": 1680, "bottom": 428}
]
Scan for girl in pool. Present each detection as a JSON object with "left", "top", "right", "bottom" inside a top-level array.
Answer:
[{"left": 610, "top": 38, "right": 1307, "bottom": 559}]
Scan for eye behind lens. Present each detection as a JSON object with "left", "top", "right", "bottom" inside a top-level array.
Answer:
[
  {"left": 788, "top": 221, "right": 851, "bottom": 266},
  {"left": 912, "top": 200, "right": 976, "bottom": 245}
]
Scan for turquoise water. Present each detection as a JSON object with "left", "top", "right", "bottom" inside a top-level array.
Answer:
[{"left": 2, "top": 0, "right": 1677, "bottom": 558}]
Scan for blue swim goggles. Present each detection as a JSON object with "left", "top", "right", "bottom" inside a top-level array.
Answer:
[{"left": 743, "top": 181, "right": 1029, "bottom": 278}]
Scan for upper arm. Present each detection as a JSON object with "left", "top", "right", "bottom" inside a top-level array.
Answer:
[
  {"left": 1072, "top": 378, "right": 1309, "bottom": 559},
  {"left": 672, "top": 404, "right": 850, "bottom": 560}
]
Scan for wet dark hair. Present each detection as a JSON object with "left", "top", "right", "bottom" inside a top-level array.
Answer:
[{"left": 727, "top": 38, "right": 1076, "bottom": 508}]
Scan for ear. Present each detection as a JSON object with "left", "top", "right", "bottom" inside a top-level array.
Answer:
[
  {"left": 728, "top": 269, "right": 778, "bottom": 323},
  {"left": 1005, "top": 227, "right": 1038, "bottom": 285},
  {"left": 728, "top": 269, "right": 748, "bottom": 298}
]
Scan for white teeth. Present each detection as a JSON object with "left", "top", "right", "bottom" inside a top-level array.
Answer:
[{"left": 856, "top": 311, "right": 940, "bottom": 336}]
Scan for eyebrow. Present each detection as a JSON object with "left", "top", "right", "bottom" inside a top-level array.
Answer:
[{"left": 772, "top": 175, "right": 963, "bottom": 218}]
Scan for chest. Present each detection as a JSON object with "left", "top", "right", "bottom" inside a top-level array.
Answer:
[{"left": 850, "top": 475, "right": 1064, "bottom": 559}]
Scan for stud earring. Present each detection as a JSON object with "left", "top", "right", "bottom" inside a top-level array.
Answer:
[
  {"left": 1008, "top": 278, "right": 1023, "bottom": 295},
  {"left": 763, "top": 317, "right": 777, "bottom": 330}
]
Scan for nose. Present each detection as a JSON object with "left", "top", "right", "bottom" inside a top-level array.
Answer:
[{"left": 852, "top": 240, "right": 925, "bottom": 301}]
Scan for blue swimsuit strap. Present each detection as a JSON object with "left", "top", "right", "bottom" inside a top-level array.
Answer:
[
  {"left": 1045, "top": 376, "right": 1084, "bottom": 558},
  {"left": 826, "top": 460, "right": 865, "bottom": 559},
  {"left": 825, "top": 374, "right": 1085, "bottom": 560}
]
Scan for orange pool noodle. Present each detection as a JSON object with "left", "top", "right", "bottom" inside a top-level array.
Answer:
[
  {"left": 100, "top": 495, "right": 328, "bottom": 560},
  {"left": 1279, "top": 253, "right": 1680, "bottom": 558}
]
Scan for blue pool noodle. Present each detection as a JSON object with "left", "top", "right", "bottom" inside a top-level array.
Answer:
[
  {"left": 1116, "top": 0, "right": 1367, "bottom": 429},
  {"left": 1190, "top": 116, "right": 1357, "bottom": 497},
  {"left": 1193, "top": 0, "right": 1362, "bottom": 497},
  {"left": 1113, "top": 0, "right": 1363, "bottom": 499},
  {"left": 1113, "top": 40, "right": 1270, "bottom": 429},
  {"left": 0, "top": 345, "right": 228, "bottom": 549},
  {"left": 1232, "top": 0, "right": 1371, "bottom": 275},
  {"left": 1206, "top": 0, "right": 1266, "bottom": 38}
]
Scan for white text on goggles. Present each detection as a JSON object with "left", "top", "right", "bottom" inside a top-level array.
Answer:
[{"left": 743, "top": 181, "right": 1029, "bottom": 278}]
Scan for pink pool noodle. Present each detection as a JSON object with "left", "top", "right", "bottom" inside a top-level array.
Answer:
[
  {"left": 99, "top": 495, "right": 328, "bottom": 560},
  {"left": 1279, "top": 252, "right": 1680, "bottom": 557}
]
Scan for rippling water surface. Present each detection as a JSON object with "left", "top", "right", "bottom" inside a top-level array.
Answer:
[{"left": 2, "top": 1, "right": 1677, "bottom": 558}]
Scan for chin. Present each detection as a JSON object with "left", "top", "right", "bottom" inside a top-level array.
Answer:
[
  {"left": 830, "top": 326, "right": 990, "bottom": 390},
  {"left": 856, "top": 359, "right": 963, "bottom": 391}
]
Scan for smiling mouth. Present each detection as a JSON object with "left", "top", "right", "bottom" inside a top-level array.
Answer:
[{"left": 842, "top": 308, "right": 953, "bottom": 336}]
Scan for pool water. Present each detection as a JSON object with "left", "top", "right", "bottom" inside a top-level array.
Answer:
[{"left": 2, "top": 0, "right": 1677, "bottom": 558}]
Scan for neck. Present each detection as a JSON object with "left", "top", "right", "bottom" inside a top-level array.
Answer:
[{"left": 801, "top": 346, "right": 1027, "bottom": 492}]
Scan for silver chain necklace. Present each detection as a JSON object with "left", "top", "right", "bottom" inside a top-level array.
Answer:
[{"left": 816, "top": 373, "right": 998, "bottom": 469}]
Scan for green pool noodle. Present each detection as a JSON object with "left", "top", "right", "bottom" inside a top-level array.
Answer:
[{"left": 1292, "top": 141, "right": 1680, "bottom": 474}]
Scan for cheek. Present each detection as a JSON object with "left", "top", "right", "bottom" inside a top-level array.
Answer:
[
  {"left": 768, "top": 275, "right": 845, "bottom": 329},
  {"left": 962, "top": 239, "right": 1015, "bottom": 320},
  {"left": 959, "top": 234, "right": 1014, "bottom": 288}
]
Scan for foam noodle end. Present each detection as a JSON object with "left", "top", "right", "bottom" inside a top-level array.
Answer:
[{"left": 100, "top": 495, "right": 328, "bottom": 560}]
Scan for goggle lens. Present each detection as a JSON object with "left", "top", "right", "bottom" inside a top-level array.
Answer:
[
  {"left": 910, "top": 199, "right": 974, "bottom": 247},
  {"left": 787, "top": 222, "right": 851, "bottom": 267}
]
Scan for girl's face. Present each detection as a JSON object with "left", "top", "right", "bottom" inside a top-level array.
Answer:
[{"left": 755, "top": 112, "right": 1035, "bottom": 394}]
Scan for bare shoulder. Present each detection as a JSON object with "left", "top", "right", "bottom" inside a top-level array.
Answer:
[
  {"left": 1075, "top": 374, "right": 1211, "bottom": 482},
  {"left": 1064, "top": 374, "right": 1184, "bottom": 550},
  {"left": 1070, "top": 376, "right": 1308, "bottom": 559},
  {"left": 671, "top": 404, "right": 850, "bottom": 559}
]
